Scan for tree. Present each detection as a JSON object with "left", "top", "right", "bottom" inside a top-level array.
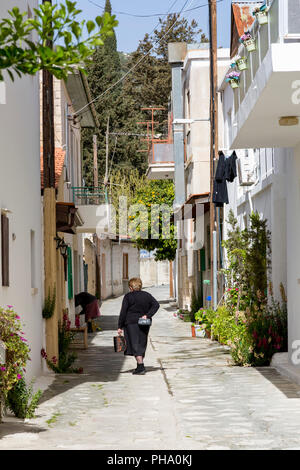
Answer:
[
  {"left": 82, "top": 11, "right": 208, "bottom": 182},
  {"left": 82, "top": 0, "right": 146, "bottom": 185},
  {"left": 108, "top": 169, "right": 176, "bottom": 261},
  {"left": 0, "top": 1, "right": 117, "bottom": 81},
  {"left": 123, "top": 14, "right": 208, "bottom": 136}
]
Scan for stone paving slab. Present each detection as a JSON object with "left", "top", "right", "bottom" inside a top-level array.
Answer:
[{"left": 1, "top": 286, "right": 300, "bottom": 449}]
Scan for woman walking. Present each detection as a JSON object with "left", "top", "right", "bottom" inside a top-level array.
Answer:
[{"left": 117, "top": 278, "right": 159, "bottom": 375}]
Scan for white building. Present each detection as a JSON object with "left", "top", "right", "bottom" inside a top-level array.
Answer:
[
  {"left": 220, "top": 0, "right": 300, "bottom": 374},
  {"left": 0, "top": 0, "right": 43, "bottom": 381},
  {"left": 163, "top": 43, "right": 230, "bottom": 309}
]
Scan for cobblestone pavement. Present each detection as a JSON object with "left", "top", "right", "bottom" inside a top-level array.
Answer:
[{"left": 1, "top": 286, "right": 300, "bottom": 449}]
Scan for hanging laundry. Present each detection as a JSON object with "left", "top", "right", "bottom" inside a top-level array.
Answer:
[
  {"left": 213, "top": 151, "right": 229, "bottom": 207},
  {"left": 225, "top": 150, "right": 238, "bottom": 183}
]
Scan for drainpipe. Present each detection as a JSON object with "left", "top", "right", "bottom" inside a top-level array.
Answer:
[
  {"left": 168, "top": 43, "right": 186, "bottom": 210},
  {"left": 111, "top": 241, "right": 114, "bottom": 297},
  {"left": 213, "top": 230, "right": 218, "bottom": 310}
]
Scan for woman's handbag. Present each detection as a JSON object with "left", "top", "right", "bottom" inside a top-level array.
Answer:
[
  {"left": 138, "top": 317, "right": 152, "bottom": 326},
  {"left": 113, "top": 335, "right": 126, "bottom": 353}
]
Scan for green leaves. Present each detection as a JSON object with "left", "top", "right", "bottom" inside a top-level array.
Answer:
[{"left": 0, "top": 0, "right": 118, "bottom": 81}]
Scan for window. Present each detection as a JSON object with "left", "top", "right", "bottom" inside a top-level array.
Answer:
[
  {"left": 1, "top": 214, "right": 9, "bottom": 287},
  {"left": 123, "top": 253, "right": 128, "bottom": 280}
]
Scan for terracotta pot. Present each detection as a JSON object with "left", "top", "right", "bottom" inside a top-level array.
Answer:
[
  {"left": 191, "top": 325, "right": 196, "bottom": 337},
  {"left": 205, "top": 329, "right": 211, "bottom": 339}
]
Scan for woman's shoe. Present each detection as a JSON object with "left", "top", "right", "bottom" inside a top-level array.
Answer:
[{"left": 132, "top": 364, "right": 146, "bottom": 375}]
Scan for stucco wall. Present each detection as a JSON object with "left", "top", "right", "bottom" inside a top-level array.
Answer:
[
  {"left": 140, "top": 259, "right": 170, "bottom": 288},
  {"left": 0, "top": 0, "right": 43, "bottom": 381}
]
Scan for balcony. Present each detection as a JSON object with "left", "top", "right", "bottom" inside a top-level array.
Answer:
[
  {"left": 146, "top": 141, "right": 174, "bottom": 180},
  {"left": 223, "top": 0, "right": 300, "bottom": 149},
  {"left": 72, "top": 187, "right": 111, "bottom": 234}
]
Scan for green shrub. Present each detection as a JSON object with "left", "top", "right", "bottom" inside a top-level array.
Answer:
[
  {"left": 41, "top": 312, "right": 83, "bottom": 374},
  {"left": 6, "top": 374, "right": 42, "bottom": 419}
]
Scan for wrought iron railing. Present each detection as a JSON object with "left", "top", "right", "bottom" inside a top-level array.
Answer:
[{"left": 72, "top": 186, "right": 108, "bottom": 206}]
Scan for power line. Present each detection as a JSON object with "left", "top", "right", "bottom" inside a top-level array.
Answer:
[
  {"left": 88, "top": 0, "right": 215, "bottom": 18},
  {"left": 74, "top": 0, "right": 196, "bottom": 118}
]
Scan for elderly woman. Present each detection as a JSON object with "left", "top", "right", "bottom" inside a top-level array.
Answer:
[{"left": 117, "top": 277, "right": 159, "bottom": 375}]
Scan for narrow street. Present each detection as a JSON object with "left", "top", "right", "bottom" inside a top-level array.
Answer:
[{"left": 1, "top": 286, "right": 300, "bottom": 450}]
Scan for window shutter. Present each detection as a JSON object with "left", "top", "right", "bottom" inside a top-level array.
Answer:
[
  {"left": 1, "top": 214, "right": 9, "bottom": 287},
  {"left": 67, "top": 246, "right": 73, "bottom": 299}
]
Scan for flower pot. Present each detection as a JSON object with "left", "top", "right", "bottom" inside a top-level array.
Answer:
[
  {"left": 205, "top": 329, "right": 211, "bottom": 339},
  {"left": 244, "top": 38, "right": 256, "bottom": 52},
  {"left": 236, "top": 58, "right": 248, "bottom": 71},
  {"left": 256, "top": 11, "right": 268, "bottom": 25},
  {"left": 191, "top": 325, "right": 196, "bottom": 337},
  {"left": 230, "top": 79, "right": 239, "bottom": 89}
]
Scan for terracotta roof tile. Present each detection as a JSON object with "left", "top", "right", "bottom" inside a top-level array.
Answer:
[{"left": 40, "top": 148, "right": 65, "bottom": 189}]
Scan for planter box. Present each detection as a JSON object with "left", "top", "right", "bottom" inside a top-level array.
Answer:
[
  {"left": 236, "top": 58, "right": 248, "bottom": 71},
  {"left": 230, "top": 79, "right": 239, "bottom": 89},
  {"left": 256, "top": 11, "right": 268, "bottom": 25},
  {"left": 244, "top": 38, "right": 256, "bottom": 52}
]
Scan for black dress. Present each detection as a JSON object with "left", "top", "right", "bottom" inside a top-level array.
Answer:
[
  {"left": 118, "top": 291, "right": 160, "bottom": 357},
  {"left": 213, "top": 151, "right": 229, "bottom": 207}
]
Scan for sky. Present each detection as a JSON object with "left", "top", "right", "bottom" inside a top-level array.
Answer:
[{"left": 74, "top": 0, "right": 232, "bottom": 53}]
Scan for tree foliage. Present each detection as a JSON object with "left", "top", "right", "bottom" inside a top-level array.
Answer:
[
  {"left": 82, "top": 10, "right": 208, "bottom": 182},
  {"left": 109, "top": 169, "right": 176, "bottom": 261},
  {"left": 0, "top": 1, "right": 117, "bottom": 81}
]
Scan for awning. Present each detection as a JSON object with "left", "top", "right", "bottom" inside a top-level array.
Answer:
[
  {"left": 174, "top": 193, "right": 210, "bottom": 221},
  {"left": 56, "top": 202, "right": 83, "bottom": 234}
]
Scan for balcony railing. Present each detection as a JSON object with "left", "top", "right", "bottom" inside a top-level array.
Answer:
[
  {"left": 72, "top": 187, "right": 107, "bottom": 206},
  {"left": 148, "top": 141, "right": 174, "bottom": 165}
]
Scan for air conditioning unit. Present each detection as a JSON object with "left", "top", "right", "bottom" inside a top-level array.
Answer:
[{"left": 237, "top": 149, "right": 256, "bottom": 187}]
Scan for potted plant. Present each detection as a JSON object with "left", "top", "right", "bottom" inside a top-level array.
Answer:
[
  {"left": 253, "top": 4, "right": 269, "bottom": 25},
  {"left": 226, "top": 71, "right": 241, "bottom": 89},
  {"left": 235, "top": 56, "right": 248, "bottom": 71},
  {"left": 240, "top": 32, "right": 256, "bottom": 53}
]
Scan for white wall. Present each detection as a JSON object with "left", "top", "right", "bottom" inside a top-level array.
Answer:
[
  {"left": 99, "top": 238, "right": 140, "bottom": 299},
  {"left": 140, "top": 259, "right": 170, "bottom": 287},
  {"left": 0, "top": 1, "right": 43, "bottom": 381}
]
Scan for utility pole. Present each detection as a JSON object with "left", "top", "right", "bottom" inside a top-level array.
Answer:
[
  {"left": 104, "top": 116, "right": 110, "bottom": 188},
  {"left": 42, "top": 0, "right": 59, "bottom": 360},
  {"left": 209, "top": 0, "right": 219, "bottom": 309},
  {"left": 93, "top": 134, "right": 98, "bottom": 188}
]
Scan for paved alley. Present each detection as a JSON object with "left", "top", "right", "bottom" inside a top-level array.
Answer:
[{"left": 1, "top": 286, "right": 300, "bottom": 450}]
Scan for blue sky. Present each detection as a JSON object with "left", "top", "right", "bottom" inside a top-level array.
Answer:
[{"left": 75, "top": 0, "right": 232, "bottom": 53}]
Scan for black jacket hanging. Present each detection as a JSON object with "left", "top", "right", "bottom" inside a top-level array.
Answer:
[
  {"left": 212, "top": 151, "right": 229, "bottom": 207},
  {"left": 225, "top": 151, "right": 238, "bottom": 183}
]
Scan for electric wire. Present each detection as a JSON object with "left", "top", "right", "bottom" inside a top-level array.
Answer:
[{"left": 88, "top": 0, "right": 214, "bottom": 18}]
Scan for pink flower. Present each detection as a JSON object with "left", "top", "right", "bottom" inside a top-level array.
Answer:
[
  {"left": 7, "top": 305, "right": 13, "bottom": 309},
  {"left": 17, "top": 374, "right": 22, "bottom": 380},
  {"left": 1, "top": 367, "right": 6, "bottom": 371},
  {"left": 16, "top": 315, "right": 20, "bottom": 319},
  {"left": 51, "top": 356, "right": 57, "bottom": 365}
]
